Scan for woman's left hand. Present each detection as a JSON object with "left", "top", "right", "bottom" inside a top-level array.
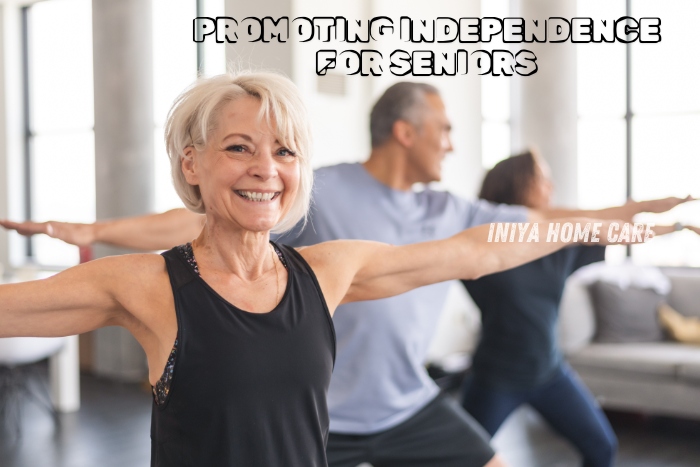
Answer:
[
  {"left": 685, "top": 225, "right": 700, "bottom": 236},
  {"left": 637, "top": 195, "right": 696, "bottom": 214}
]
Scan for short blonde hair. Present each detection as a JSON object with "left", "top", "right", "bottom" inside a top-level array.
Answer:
[{"left": 164, "top": 71, "right": 313, "bottom": 234}]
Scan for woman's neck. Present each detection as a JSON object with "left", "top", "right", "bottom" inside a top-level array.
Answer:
[{"left": 192, "top": 220, "right": 273, "bottom": 281}]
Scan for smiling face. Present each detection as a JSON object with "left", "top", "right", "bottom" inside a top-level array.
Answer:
[
  {"left": 182, "top": 96, "right": 301, "bottom": 233},
  {"left": 405, "top": 93, "right": 454, "bottom": 184}
]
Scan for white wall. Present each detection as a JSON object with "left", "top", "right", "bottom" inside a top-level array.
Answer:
[
  {"left": 224, "top": 0, "right": 372, "bottom": 167},
  {"left": 224, "top": 0, "right": 484, "bottom": 195},
  {"left": 369, "top": 0, "right": 483, "bottom": 198},
  {"left": 292, "top": 0, "right": 373, "bottom": 167}
]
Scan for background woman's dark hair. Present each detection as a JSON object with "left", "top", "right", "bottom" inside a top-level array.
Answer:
[{"left": 478, "top": 150, "right": 538, "bottom": 206}]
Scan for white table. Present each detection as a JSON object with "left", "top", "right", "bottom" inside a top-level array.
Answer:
[{"left": 49, "top": 334, "right": 81, "bottom": 412}]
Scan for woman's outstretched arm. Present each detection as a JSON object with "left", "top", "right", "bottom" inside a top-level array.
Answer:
[
  {"left": 303, "top": 219, "right": 649, "bottom": 313},
  {"left": 651, "top": 223, "right": 700, "bottom": 237},
  {"left": 0, "top": 254, "right": 168, "bottom": 339},
  {"left": 530, "top": 196, "right": 696, "bottom": 222},
  {"left": 0, "top": 208, "right": 204, "bottom": 251}
]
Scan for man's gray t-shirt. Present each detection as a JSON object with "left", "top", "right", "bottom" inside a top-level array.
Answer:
[{"left": 276, "top": 163, "right": 528, "bottom": 434}]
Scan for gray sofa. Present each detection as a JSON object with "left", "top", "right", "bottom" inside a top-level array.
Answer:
[
  {"left": 558, "top": 268, "right": 700, "bottom": 420},
  {"left": 427, "top": 268, "right": 700, "bottom": 420}
]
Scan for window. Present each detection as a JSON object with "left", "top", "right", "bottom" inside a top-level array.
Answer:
[
  {"left": 20, "top": 0, "right": 226, "bottom": 267},
  {"left": 576, "top": 0, "right": 627, "bottom": 263},
  {"left": 24, "top": 0, "right": 95, "bottom": 266},
  {"left": 480, "top": 0, "right": 511, "bottom": 170},
  {"left": 629, "top": 0, "right": 700, "bottom": 266},
  {"left": 578, "top": 0, "right": 700, "bottom": 266}
]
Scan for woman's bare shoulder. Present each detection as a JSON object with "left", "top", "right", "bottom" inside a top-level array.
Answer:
[
  {"left": 81, "top": 253, "right": 174, "bottom": 328},
  {"left": 61, "top": 253, "right": 171, "bottom": 307},
  {"left": 295, "top": 240, "right": 381, "bottom": 263},
  {"left": 293, "top": 241, "right": 346, "bottom": 267}
]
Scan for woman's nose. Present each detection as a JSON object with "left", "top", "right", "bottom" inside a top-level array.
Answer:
[{"left": 248, "top": 150, "right": 276, "bottom": 180}]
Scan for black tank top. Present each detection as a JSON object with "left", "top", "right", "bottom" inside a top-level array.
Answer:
[{"left": 151, "top": 243, "right": 336, "bottom": 466}]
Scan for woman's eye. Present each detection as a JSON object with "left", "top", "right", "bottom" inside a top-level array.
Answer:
[
  {"left": 277, "top": 148, "right": 296, "bottom": 157},
  {"left": 226, "top": 145, "right": 247, "bottom": 153}
]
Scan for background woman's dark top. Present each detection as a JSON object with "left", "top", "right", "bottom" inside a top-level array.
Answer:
[
  {"left": 462, "top": 245, "right": 605, "bottom": 390},
  {"left": 151, "top": 243, "right": 336, "bottom": 467}
]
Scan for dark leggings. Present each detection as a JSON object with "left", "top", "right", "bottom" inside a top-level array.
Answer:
[{"left": 461, "top": 364, "right": 617, "bottom": 467}]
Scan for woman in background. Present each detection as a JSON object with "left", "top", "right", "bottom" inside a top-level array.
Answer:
[{"left": 461, "top": 150, "right": 698, "bottom": 467}]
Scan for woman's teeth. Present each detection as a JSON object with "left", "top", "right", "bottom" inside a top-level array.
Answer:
[{"left": 237, "top": 191, "right": 277, "bottom": 202}]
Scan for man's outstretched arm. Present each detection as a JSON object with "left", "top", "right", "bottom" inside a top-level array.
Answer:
[{"left": 0, "top": 208, "right": 204, "bottom": 251}]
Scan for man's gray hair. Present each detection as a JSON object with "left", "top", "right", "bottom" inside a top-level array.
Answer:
[{"left": 369, "top": 82, "right": 440, "bottom": 148}]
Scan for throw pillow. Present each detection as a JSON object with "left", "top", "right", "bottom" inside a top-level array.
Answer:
[
  {"left": 658, "top": 303, "right": 700, "bottom": 345},
  {"left": 587, "top": 281, "right": 665, "bottom": 343}
]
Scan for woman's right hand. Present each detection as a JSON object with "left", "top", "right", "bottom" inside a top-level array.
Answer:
[{"left": 0, "top": 219, "right": 96, "bottom": 247}]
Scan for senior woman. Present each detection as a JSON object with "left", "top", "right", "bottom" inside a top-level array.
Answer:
[{"left": 1, "top": 73, "right": 642, "bottom": 466}]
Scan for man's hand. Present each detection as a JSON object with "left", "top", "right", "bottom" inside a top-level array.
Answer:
[{"left": 0, "top": 219, "right": 95, "bottom": 247}]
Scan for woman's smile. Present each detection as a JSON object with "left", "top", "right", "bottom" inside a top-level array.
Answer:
[{"left": 234, "top": 190, "right": 282, "bottom": 202}]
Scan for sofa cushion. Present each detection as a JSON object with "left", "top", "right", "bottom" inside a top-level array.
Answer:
[
  {"left": 658, "top": 303, "right": 700, "bottom": 345},
  {"left": 558, "top": 277, "right": 596, "bottom": 354},
  {"left": 569, "top": 343, "right": 700, "bottom": 381},
  {"left": 573, "top": 262, "right": 671, "bottom": 294},
  {"left": 668, "top": 275, "right": 700, "bottom": 319},
  {"left": 588, "top": 281, "right": 665, "bottom": 343}
]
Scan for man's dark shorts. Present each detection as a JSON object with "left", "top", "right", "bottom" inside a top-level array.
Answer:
[{"left": 327, "top": 393, "right": 495, "bottom": 467}]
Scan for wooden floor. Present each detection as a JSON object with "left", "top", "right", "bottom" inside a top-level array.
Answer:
[
  {"left": 493, "top": 405, "right": 700, "bottom": 467},
  {"left": 0, "top": 367, "right": 151, "bottom": 467},
  {"left": 1, "top": 368, "right": 700, "bottom": 467}
]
